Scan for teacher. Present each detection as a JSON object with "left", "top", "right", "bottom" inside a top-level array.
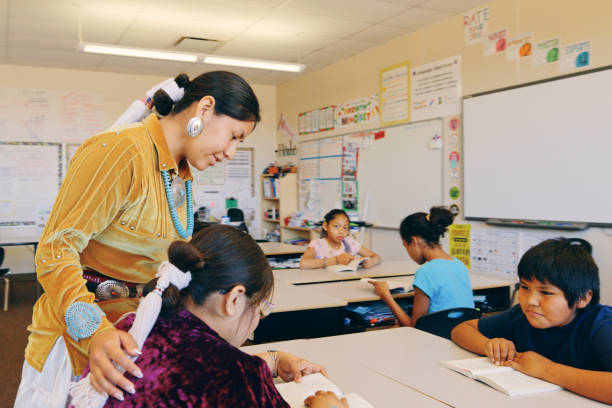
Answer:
[{"left": 15, "top": 71, "right": 261, "bottom": 408}]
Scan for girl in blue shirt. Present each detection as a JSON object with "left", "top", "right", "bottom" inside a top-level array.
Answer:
[{"left": 369, "top": 206, "right": 473, "bottom": 326}]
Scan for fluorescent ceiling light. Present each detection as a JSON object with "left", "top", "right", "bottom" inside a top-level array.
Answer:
[
  {"left": 80, "top": 42, "right": 198, "bottom": 63},
  {"left": 203, "top": 56, "right": 304, "bottom": 73}
]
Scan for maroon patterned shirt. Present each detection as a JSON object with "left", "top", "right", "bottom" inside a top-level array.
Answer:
[{"left": 103, "top": 310, "right": 289, "bottom": 408}]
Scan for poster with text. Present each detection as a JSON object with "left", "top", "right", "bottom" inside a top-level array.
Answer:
[
  {"left": 506, "top": 33, "right": 533, "bottom": 61},
  {"left": 449, "top": 224, "right": 471, "bottom": 268},
  {"left": 410, "top": 55, "right": 462, "bottom": 122},
  {"left": 560, "top": 40, "right": 591, "bottom": 72},
  {"left": 484, "top": 29, "right": 507, "bottom": 56},
  {"left": 533, "top": 37, "right": 560, "bottom": 66},
  {"left": 380, "top": 61, "right": 410, "bottom": 126},
  {"left": 335, "top": 95, "right": 379, "bottom": 128},
  {"left": 463, "top": 7, "right": 489, "bottom": 45}
]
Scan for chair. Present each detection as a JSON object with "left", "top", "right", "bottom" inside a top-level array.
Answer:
[
  {"left": 0, "top": 247, "right": 10, "bottom": 312},
  {"left": 227, "top": 208, "right": 245, "bottom": 222},
  {"left": 414, "top": 307, "right": 481, "bottom": 340}
]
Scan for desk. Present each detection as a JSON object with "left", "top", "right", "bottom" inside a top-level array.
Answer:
[
  {"left": 0, "top": 235, "right": 41, "bottom": 301},
  {"left": 274, "top": 260, "right": 416, "bottom": 285},
  {"left": 254, "top": 281, "right": 348, "bottom": 343},
  {"left": 241, "top": 338, "right": 447, "bottom": 407},
  {"left": 245, "top": 328, "right": 606, "bottom": 408},
  {"left": 258, "top": 242, "right": 306, "bottom": 257}
]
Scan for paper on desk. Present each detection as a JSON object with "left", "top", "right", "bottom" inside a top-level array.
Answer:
[{"left": 361, "top": 278, "right": 411, "bottom": 293}]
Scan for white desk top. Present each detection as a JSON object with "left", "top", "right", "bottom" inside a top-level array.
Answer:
[
  {"left": 271, "top": 280, "right": 347, "bottom": 313},
  {"left": 258, "top": 242, "right": 306, "bottom": 256},
  {"left": 245, "top": 328, "right": 605, "bottom": 408},
  {"left": 242, "top": 339, "right": 446, "bottom": 407},
  {"left": 273, "top": 260, "right": 416, "bottom": 284}
]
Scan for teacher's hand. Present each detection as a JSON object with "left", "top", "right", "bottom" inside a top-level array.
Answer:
[{"left": 89, "top": 327, "right": 143, "bottom": 401}]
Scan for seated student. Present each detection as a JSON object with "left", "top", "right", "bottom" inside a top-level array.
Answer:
[
  {"left": 451, "top": 238, "right": 612, "bottom": 404},
  {"left": 369, "top": 206, "right": 473, "bottom": 326},
  {"left": 70, "top": 224, "right": 346, "bottom": 408},
  {"left": 300, "top": 209, "right": 381, "bottom": 269}
]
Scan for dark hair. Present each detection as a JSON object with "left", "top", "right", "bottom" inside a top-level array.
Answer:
[
  {"left": 145, "top": 224, "right": 273, "bottom": 317},
  {"left": 321, "top": 209, "right": 350, "bottom": 238},
  {"left": 399, "top": 206, "right": 454, "bottom": 246},
  {"left": 153, "top": 71, "right": 261, "bottom": 124},
  {"left": 517, "top": 237, "right": 599, "bottom": 307}
]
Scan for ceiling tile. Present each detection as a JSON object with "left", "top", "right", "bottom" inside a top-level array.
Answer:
[
  {"left": 173, "top": 37, "right": 221, "bottom": 53},
  {"left": 232, "top": 27, "right": 338, "bottom": 53},
  {"left": 320, "top": 38, "right": 378, "bottom": 57},
  {"left": 251, "top": 70, "right": 302, "bottom": 86},
  {"left": 9, "top": 0, "right": 78, "bottom": 21},
  {"left": 421, "top": 0, "right": 489, "bottom": 14},
  {"left": 378, "top": 0, "right": 428, "bottom": 6},
  {"left": 224, "top": 0, "right": 286, "bottom": 6},
  {"left": 7, "top": 16, "right": 79, "bottom": 39},
  {"left": 8, "top": 33, "right": 78, "bottom": 52},
  {"left": 213, "top": 40, "right": 301, "bottom": 62},
  {"left": 283, "top": 0, "right": 407, "bottom": 23},
  {"left": 254, "top": 9, "right": 370, "bottom": 38},
  {"left": 6, "top": 46, "right": 106, "bottom": 69},
  {"left": 300, "top": 51, "right": 341, "bottom": 65},
  {"left": 348, "top": 24, "right": 411, "bottom": 44},
  {"left": 383, "top": 6, "right": 453, "bottom": 29}
]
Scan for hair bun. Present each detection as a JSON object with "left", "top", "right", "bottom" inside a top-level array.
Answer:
[
  {"left": 428, "top": 206, "right": 454, "bottom": 236},
  {"left": 153, "top": 88, "right": 174, "bottom": 116},
  {"left": 175, "top": 73, "right": 190, "bottom": 90},
  {"left": 168, "top": 241, "right": 204, "bottom": 272}
]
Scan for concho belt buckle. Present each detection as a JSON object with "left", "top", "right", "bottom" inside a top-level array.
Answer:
[{"left": 95, "top": 280, "right": 130, "bottom": 300}]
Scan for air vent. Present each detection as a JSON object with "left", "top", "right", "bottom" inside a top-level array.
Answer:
[{"left": 174, "top": 36, "right": 221, "bottom": 53}]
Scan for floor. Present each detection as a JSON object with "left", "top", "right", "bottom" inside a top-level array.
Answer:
[{"left": 1, "top": 279, "right": 38, "bottom": 407}]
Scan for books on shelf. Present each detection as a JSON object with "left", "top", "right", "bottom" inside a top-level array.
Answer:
[
  {"left": 441, "top": 357, "right": 561, "bottom": 396},
  {"left": 275, "top": 373, "right": 374, "bottom": 408},
  {"left": 326, "top": 257, "right": 369, "bottom": 272},
  {"left": 263, "top": 177, "right": 279, "bottom": 198}
]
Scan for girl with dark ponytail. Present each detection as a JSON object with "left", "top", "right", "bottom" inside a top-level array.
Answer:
[
  {"left": 71, "top": 225, "right": 344, "bottom": 408},
  {"left": 369, "top": 206, "right": 474, "bottom": 327}
]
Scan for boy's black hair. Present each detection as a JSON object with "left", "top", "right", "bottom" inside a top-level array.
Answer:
[{"left": 517, "top": 237, "right": 599, "bottom": 307}]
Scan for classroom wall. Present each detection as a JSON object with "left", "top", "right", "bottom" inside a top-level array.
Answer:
[
  {"left": 0, "top": 63, "right": 277, "bottom": 274},
  {"left": 275, "top": 0, "right": 612, "bottom": 304}
]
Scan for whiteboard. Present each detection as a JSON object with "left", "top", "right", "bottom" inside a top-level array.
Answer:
[
  {"left": 357, "top": 120, "right": 443, "bottom": 228},
  {"left": 463, "top": 66, "right": 612, "bottom": 225}
]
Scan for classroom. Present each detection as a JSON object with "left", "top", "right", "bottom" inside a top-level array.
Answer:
[{"left": 1, "top": 0, "right": 610, "bottom": 407}]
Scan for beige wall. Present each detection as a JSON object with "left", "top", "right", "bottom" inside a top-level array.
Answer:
[
  {"left": 0, "top": 64, "right": 276, "bottom": 273},
  {"left": 275, "top": 0, "right": 612, "bottom": 304}
]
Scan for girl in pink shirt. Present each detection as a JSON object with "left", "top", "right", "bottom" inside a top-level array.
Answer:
[{"left": 300, "top": 209, "right": 381, "bottom": 269}]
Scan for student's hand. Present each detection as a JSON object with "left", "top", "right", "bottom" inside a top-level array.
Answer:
[
  {"left": 277, "top": 351, "right": 328, "bottom": 383},
  {"left": 503, "top": 351, "right": 553, "bottom": 380},
  {"left": 361, "top": 257, "right": 374, "bottom": 268},
  {"left": 304, "top": 391, "right": 349, "bottom": 408},
  {"left": 368, "top": 280, "right": 391, "bottom": 298},
  {"left": 484, "top": 337, "right": 516, "bottom": 365},
  {"left": 89, "top": 327, "right": 142, "bottom": 400},
  {"left": 336, "top": 253, "right": 355, "bottom": 265}
]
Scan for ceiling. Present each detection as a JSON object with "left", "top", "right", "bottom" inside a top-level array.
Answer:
[{"left": 0, "top": 0, "right": 488, "bottom": 85}]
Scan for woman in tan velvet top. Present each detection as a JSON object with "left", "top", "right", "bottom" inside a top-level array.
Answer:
[{"left": 15, "top": 71, "right": 261, "bottom": 408}]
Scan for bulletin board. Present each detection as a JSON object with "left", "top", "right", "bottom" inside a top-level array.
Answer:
[
  {"left": 0, "top": 86, "right": 105, "bottom": 228},
  {"left": 298, "top": 119, "right": 443, "bottom": 228}
]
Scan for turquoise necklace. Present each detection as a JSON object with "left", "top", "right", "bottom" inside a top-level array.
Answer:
[{"left": 161, "top": 170, "right": 193, "bottom": 238}]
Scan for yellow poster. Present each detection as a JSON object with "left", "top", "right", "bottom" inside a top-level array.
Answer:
[
  {"left": 449, "top": 224, "right": 471, "bottom": 268},
  {"left": 379, "top": 61, "right": 410, "bottom": 127}
]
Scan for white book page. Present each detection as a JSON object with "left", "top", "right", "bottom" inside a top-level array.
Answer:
[
  {"left": 326, "top": 257, "right": 368, "bottom": 272},
  {"left": 361, "top": 278, "right": 410, "bottom": 292},
  {"left": 441, "top": 357, "right": 512, "bottom": 377},
  {"left": 476, "top": 370, "right": 561, "bottom": 397},
  {"left": 275, "top": 373, "right": 343, "bottom": 408}
]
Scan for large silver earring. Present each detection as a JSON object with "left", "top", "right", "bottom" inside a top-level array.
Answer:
[{"left": 187, "top": 116, "right": 203, "bottom": 138}]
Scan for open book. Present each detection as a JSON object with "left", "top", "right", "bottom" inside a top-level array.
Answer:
[
  {"left": 441, "top": 357, "right": 561, "bottom": 397},
  {"left": 275, "top": 373, "right": 374, "bottom": 408},
  {"left": 361, "top": 278, "right": 411, "bottom": 294},
  {"left": 326, "top": 257, "right": 369, "bottom": 272}
]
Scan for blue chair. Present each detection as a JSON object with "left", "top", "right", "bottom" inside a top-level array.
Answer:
[{"left": 414, "top": 307, "right": 481, "bottom": 339}]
